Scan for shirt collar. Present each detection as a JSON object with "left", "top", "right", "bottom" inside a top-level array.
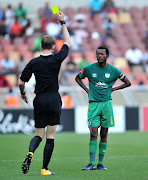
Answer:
[{"left": 40, "top": 53, "right": 52, "bottom": 56}]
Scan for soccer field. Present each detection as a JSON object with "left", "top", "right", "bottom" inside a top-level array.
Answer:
[{"left": 0, "top": 131, "right": 148, "bottom": 180}]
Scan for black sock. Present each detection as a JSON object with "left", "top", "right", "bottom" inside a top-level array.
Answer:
[
  {"left": 42, "top": 139, "right": 54, "bottom": 170},
  {"left": 29, "top": 136, "right": 42, "bottom": 153}
]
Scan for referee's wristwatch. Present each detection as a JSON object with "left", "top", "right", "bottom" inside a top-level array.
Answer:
[{"left": 60, "top": 20, "right": 66, "bottom": 25}]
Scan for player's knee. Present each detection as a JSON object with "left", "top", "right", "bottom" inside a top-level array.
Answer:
[
  {"left": 90, "top": 131, "right": 98, "bottom": 141},
  {"left": 100, "top": 131, "right": 107, "bottom": 141}
]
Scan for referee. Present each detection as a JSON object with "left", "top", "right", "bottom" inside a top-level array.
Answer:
[{"left": 18, "top": 11, "right": 71, "bottom": 175}]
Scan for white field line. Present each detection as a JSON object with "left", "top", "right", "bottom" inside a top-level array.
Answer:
[{"left": 0, "top": 155, "right": 148, "bottom": 162}]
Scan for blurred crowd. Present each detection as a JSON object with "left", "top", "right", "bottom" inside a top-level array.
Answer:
[{"left": 0, "top": 0, "right": 148, "bottom": 108}]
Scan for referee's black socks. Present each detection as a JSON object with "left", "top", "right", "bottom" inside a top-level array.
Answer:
[
  {"left": 42, "top": 139, "right": 54, "bottom": 170},
  {"left": 29, "top": 136, "right": 42, "bottom": 153}
]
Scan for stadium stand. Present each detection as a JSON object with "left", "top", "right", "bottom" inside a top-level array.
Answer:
[{"left": 0, "top": 1, "right": 148, "bottom": 107}]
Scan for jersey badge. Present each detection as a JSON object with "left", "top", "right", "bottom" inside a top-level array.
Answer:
[
  {"left": 92, "top": 73, "right": 97, "bottom": 77},
  {"left": 105, "top": 73, "right": 110, "bottom": 78},
  {"left": 80, "top": 69, "right": 84, "bottom": 74}
]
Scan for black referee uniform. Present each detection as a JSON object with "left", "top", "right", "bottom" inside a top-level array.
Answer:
[{"left": 20, "top": 44, "right": 69, "bottom": 128}]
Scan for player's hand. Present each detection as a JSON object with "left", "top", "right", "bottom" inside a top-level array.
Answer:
[
  {"left": 21, "top": 94, "right": 28, "bottom": 103},
  {"left": 57, "top": 11, "right": 64, "bottom": 21}
]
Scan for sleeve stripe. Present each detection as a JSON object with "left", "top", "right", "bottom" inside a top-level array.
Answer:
[{"left": 119, "top": 73, "right": 125, "bottom": 80}]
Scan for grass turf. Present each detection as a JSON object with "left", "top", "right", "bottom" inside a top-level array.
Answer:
[{"left": 0, "top": 131, "right": 148, "bottom": 180}]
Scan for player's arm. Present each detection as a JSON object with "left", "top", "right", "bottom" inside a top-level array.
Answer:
[
  {"left": 57, "top": 11, "right": 71, "bottom": 48},
  {"left": 18, "top": 79, "right": 28, "bottom": 103},
  {"left": 111, "top": 74, "right": 131, "bottom": 93},
  {"left": 75, "top": 74, "right": 89, "bottom": 94}
]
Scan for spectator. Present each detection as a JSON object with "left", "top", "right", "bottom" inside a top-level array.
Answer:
[
  {"left": 10, "top": 16, "right": 23, "bottom": 43},
  {"left": 100, "top": 36, "right": 108, "bottom": 46},
  {"left": 21, "top": 13, "right": 29, "bottom": 26},
  {"left": 8, "top": 47, "right": 20, "bottom": 62},
  {"left": 89, "top": 0, "right": 104, "bottom": 18},
  {"left": 0, "top": 54, "right": 16, "bottom": 75},
  {"left": 102, "top": 17, "right": 115, "bottom": 39},
  {"left": 74, "top": 14, "right": 87, "bottom": 29},
  {"left": 0, "top": 6, "right": 4, "bottom": 20},
  {"left": 39, "top": 2, "right": 52, "bottom": 19},
  {"left": 38, "top": 2, "right": 52, "bottom": 33},
  {"left": 73, "top": 14, "right": 89, "bottom": 40},
  {"left": 45, "top": 17, "right": 61, "bottom": 38},
  {"left": 5, "top": 88, "right": 19, "bottom": 108},
  {"left": 16, "top": 55, "right": 28, "bottom": 75},
  {"left": 62, "top": 92, "right": 72, "bottom": 109},
  {"left": 55, "top": 39, "right": 64, "bottom": 52},
  {"left": 118, "top": 9, "right": 132, "bottom": 24},
  {"left": 0, "top": 74, "right": 11, "bottom": 88},
  {"left": 125, "top": 46, "right": 144, "bottom": 71},
  {"left": 4, "top": 4, "right": 15, "bottom": 35},
  {"left": 14, "top": 3, "right": 27, "bottom": 23},
  {"left": 91, "top": 25, "right": 100, "bottom": 40},
  {"left": 69, "top": 28, "right": 85, "bottom": 56},
  {"left": 78, "top": 55, "right": 90, "bottom": 70},
  {"left": 143, "top": 48, "right": 148, "bottom": 73},
  {"left": 142, "top": 30, "right": 148, "bottom": 50},
  {"left": 23, "top": 19, "right": 34, "bottom": 43},
  {"left": 102, "top": 0, "right": 117, "bottom": 14},
  {"left": 64, "top": 55, "right": 79, "bottom": 80},
  {"left": 0, "top": 20, "right": 6, "bottom": 37},
  {"left": 32, "top": 34, "right": 41, "bottom": 52},
  {"left": 40, "top": 16, "right": 47, "bottom": 33}
]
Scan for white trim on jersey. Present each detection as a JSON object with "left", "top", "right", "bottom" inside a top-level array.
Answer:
[{"left": 119, "top": 73, "right": 125, "bottom": 80}]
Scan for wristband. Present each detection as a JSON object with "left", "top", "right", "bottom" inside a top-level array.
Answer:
[
  {"left": 21, "top": 92, "right": 26, "bottom": 95},
  {"left": 60, "top": 20, "right": 66, "bottom": 25}
]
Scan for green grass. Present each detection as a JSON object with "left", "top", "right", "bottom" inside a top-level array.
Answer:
[{"left": 0, "top": 131, "right": 148, "bottom": 180}]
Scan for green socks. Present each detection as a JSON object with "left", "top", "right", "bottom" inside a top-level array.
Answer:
[
  {"left": 89, "top": 141, "right": 107, "bottom": 165},
  {"left": 98, "top": 142, "right": 107, "bottom": 165},
  {"left": 89, "top": 141, "right": 98, "bottom": 165}
]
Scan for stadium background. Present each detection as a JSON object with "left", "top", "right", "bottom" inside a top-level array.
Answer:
[
  {"left": 0, "top": 0, "right": 148, "bottom": 133},
  {"left": 0, "top": 1, "right": 148, "bottom": 179}
]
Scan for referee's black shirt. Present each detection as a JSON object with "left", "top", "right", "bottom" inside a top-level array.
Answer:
[{"left": 20, "top": 44, "right": 69, "bottom": 95}]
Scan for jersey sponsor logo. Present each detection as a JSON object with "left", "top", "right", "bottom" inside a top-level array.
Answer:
[
  {"left": 105, "top": 73, "right": 110, "bottom": 78},
  {"left": 80, "top": 69, "right": 84, "bottom": 74},
  {"left": 95, "top": 81, "right": 108, "bottom": 88},
  {"left": 92, "top": 73, "right": 97, "bottom": 77}
]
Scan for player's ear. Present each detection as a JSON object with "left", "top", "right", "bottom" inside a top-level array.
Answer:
[{"left": 52, "top": 45, "right": 56, "bottom": 51}]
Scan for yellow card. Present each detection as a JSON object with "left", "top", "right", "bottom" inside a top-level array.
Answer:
[{"left": 51, "top": 5, "right": 59, "bottom": 14}]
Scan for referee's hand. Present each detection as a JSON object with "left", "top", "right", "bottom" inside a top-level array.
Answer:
[
  {"left": 21, "top": 94, "right": 28, "bottom": 103},
  {"left": 57, "top": 11, "right": 64, "bottom": 21}
]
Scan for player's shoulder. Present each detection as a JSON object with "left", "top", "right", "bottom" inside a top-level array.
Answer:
[
  {"left": 84, "top": 63, "right": 96, "bottom": 69},
  {"left": 107, "top": 64, "right": 122, "bottom": 77},
  {"left": 107, "top": 63, "right": 120, "bottom": 71},
  {"left": 30, "top": 56, "right": 40, "bottom": 63},
  {"left": 54, "top": 44, "right": 69, "bottom": 55}
]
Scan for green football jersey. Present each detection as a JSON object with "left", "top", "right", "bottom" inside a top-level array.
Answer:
[{"left": 79, "top": 63, "right": 122, "bottom": 102}]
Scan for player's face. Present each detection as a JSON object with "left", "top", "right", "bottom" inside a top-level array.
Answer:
[{"left": 96, "top": 49, "right": 108, "bottom": 63}]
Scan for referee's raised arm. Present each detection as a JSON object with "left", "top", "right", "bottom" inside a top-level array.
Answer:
[{"left": 57, "top": 11, "right": 71, "bottom": 48}]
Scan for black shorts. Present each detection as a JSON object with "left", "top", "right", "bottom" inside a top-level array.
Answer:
[{"left": 33, "top": 92, "right": 62, "bottom": 128}]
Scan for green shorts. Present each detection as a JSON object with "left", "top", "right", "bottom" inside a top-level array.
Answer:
[{"left": 88, "top": 100, "right": 115, "bottom": 128}]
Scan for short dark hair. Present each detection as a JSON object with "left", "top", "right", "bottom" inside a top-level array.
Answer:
[
  {"left": 96, "top": 46, "right": 110, "bottom": 56},
  {"left": 41, "top": 35, "right": 56, "bottom": 50}
]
